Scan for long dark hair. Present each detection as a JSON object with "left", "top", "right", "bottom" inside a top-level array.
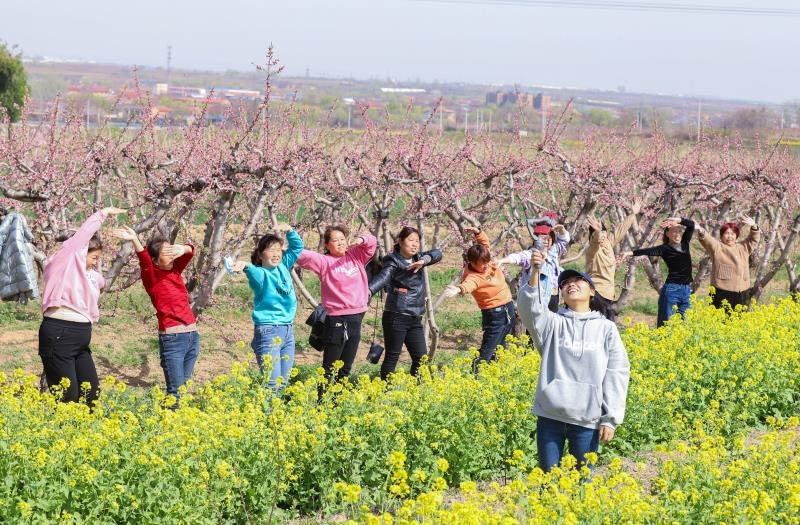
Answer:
[
  {"left": 394, "top": 226, "right": 420, "bottom": 252},
  {"left": 251, "top": 234, "right": 284, "bottom": 265}
]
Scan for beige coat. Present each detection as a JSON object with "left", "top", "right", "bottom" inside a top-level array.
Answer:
[
  {"left": 585, "top": 214, "right": 636, "bottom": 301},
  {"left": 699, "top": 227, "right": 760, "bottom": 293}
]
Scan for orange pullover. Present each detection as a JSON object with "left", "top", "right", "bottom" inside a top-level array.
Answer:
[{"left": 457, "top": 231, "right": 513, "bottom": 309}]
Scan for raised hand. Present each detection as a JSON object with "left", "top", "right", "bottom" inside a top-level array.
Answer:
[
  {"left": 111, "top": 226, "right": 137, "bottom": 241},
  {"left": 616, "top": 251, "right": 633, "bottom": 263},
  {"left": 463, "top": 226, "right": 481, "bottom": 236},
  {"left": 585, "top": 216, "right": 602, "bottom": 232},
  {"left": 273, "top": 222, "right": 293, "bottom": 233},
  {"left": 406, "top": 260, "right": 426, "bottom": 273},
  {"left": 660, "top": 217, "right": 681, "bottom": 229},
  {"left": 160, "top": 244, "right": 184, "bottom": 259},
  {"left": 738, "top": 215, "right": 756, "bottom": 228},
  {"left": 630, "top": 199, "right": 643, "bottom": 215},
  {"left": 102, "top": 206, "right": 128, "bottom": 215},
  {"left": 531, "top": 249, "right": 545, "bottom": 268},
  {"left": 441, "top": 285, "right": 461, "bottom": 299},
  {"left": 232, "top": 260, "right": 248, "bottom": 272}
]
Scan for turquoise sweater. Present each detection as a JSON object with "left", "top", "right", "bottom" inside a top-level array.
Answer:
[{"left": 243, "top": 230, "right": 303, "bottom": 325}]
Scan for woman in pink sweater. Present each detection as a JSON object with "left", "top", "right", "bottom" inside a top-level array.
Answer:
[
  {"left": 296, "top": 225, "right": 377, "bottom": 388},
  {"left": 39, "top": 207, "right": 126, "bottom": 404}
]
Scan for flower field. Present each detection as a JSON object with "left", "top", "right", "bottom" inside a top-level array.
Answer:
[{"left": 1, "top": 297, "right": 799, "bottom": 524}]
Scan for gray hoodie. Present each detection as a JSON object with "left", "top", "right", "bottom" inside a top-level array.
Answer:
[{"left": 518, "top": 282, "right": 630, "bottom": 430}]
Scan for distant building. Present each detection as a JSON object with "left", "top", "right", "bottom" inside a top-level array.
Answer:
[
  {"left": 485, "top": 90, "right": 547, "bottom": 109},
  {"left": 485, "top": 91, "right": 507, "bottom": 105},
  {"left": 215, "top": 88, "right": 261, "bottom": 100},
  {"left": 380, "top": 87, "right": 426, "bottom": 93},
  {"left": 534, "top": 94, "right": 551, "bottom": 110},
  {"left": 165, "top": 85, "right": 207, "bottom": 98}
]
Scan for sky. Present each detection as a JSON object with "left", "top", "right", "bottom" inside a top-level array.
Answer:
[{"left": 2, "top": 0, "right": 798, "bottom": 103}]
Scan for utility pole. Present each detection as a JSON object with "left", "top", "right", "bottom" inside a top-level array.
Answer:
[
  {"left": 439, "top": 106, "right": 443, "bottom": 132},
  {"left": 464, "top": 108, "right": 469, "bottom": 134},
  {"left": 167, "top": 45, "right": 172, "bottom": 85},
  {"left": 541, "top": 107, "right": 546, "bottom": 137},
  {"left": 696, "top": 100, "right": 702, "bottom": 142}
]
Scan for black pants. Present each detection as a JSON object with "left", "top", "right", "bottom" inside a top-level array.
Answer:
[
  {"left": 590, "top": 293, "right": 617, "bottom": 322},
  {"left": 38, "top": 317, "right": 99, "bottom": 405},
  {"left": 321, "top": 312, "right": 364, "bottom": 384},
  {"left": 477, "top": 301, "right": 516, "bottom": 371},
  {"left": 381, "top": 311, "right": 427, "bottom": 380},
  {"left": 712, "top": 287, "right": 748, "bottom": 311}
]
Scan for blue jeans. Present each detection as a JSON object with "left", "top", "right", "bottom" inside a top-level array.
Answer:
[
  {"left": 657, "top": 283, "right": 691, "bottom": 327},
  {"left": 536, "top": 416, "right": 599, "bottom": 472},
  {"left": 476, "top": 301, "right": 516, "bottom": 371},
  {"left": 158, "top": 331, "right": 200, "bottom": 398},
  {"left": 252, "top": 324, "right": 295, "bottom": 390}
]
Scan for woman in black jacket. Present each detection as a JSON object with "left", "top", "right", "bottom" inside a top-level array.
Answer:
[
  {"left": 369, "top": 226, "right": 442, "bottom": 380},
  {"left": 619, "top": 217, "right": 695, "bottom": 327}
]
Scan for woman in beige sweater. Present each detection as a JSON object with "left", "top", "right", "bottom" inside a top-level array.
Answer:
[{"left": 697, "top": 216, "right": 760, "bottom": 310}]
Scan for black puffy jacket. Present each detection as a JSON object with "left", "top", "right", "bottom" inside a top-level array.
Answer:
[{"left": 368, "top": 248, "right": 443, "bottom": 317}]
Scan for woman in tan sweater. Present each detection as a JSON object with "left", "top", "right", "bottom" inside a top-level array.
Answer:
[{"left": 697, "top": 216, "right": 760, "bottom": 310}]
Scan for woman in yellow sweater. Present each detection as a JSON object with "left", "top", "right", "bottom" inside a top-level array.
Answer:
[
  {"left": 442, "top": 226, "right": 516, "bottom": 369},
  {"left": 697, "top": 216, "right": 760, "bottom": 310}
]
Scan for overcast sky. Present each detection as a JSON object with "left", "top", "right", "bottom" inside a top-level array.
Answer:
[{"left": 3, "top": 0, "right": 797, "bottom": 103}]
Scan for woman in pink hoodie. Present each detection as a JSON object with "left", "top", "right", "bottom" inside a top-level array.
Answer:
[
  {"left": 38, "top": 207, "right": 126, "bottom": 404},
  {"left": 296, "top": 225, "right": 377, "bottom": 388}
]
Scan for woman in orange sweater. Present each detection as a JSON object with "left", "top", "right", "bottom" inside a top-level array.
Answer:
[{"left": 442, "top": 226, "right": 515, "bottom": 368}]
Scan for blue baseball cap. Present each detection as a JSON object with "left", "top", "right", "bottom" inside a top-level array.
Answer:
[{"left": 557, "top": 269, "right": 595, "bottom": 289}]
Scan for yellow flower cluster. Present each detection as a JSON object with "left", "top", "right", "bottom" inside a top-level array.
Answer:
[
  {"left": 354, "top": 422, "right": 800, "bottom": 524},
  {"left": 0, "top": 297, "right": 798, "bottom": 523}
]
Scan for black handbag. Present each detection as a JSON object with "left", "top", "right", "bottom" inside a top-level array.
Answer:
[{"left": 305, "top": 304, "right": 328, "bottom": 352}]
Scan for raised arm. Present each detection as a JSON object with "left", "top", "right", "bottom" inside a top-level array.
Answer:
[
  {"left": 697, "top": 225, "right": 721, "bottom": 255},
  {"left": 517, "top": 250, "right": 555, "bottom": 352},
  {"left": 59, "top": 210, "right": 108, "bottom": 256},
  {"left": 497, "top": 249, "right": 531, "bottom": 268},
  {"left": 282, "top": 228, "right": 305, "bottom": 269},
  {"left": 740, "top": 216, "right": 761, "bottom": 254},
  {"left": 631, "top": 245, "right": 664, "bottom": 258},
  {"left": 296, "top": 249, "right": 327, "bottom": 275},
  {"left": 611, "top": 213, "right": 637, "bottom": 247},
  {"left": 348, "top": 234, "right": 378, "bottom": 264},
  {"left": 551, "top": 224, "right": 571, "bottom": 257},
  {"left": 170, "top": 244, "right": 195, "bottom": 273},
  {"left": 368, "top": 256, "right": 400, "bottom": 296},
  {"left": 680, "top": 218, "right": 695, "bottom": 246}
]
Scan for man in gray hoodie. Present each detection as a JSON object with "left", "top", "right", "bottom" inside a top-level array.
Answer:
[{"left": 518, "top": 250, "right": 630, "bottom": 473}]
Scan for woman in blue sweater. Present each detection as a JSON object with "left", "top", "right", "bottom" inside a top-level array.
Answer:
[{"left": 232, "top": 224, "right": 303, "bottom": 390}]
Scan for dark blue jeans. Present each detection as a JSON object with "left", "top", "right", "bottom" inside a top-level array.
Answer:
[
  {"left": 252, "top": 324, "right": 295, "bottom": 390},
  {"left": 536, "top": 416, "right": 599, "bottom": 472},
  {"left": 158, "top": 331, "right": 200, "bottom": 398},
  {"left": 476, "top": 301, "right": 516, "bottom": 369},
  {"left": 657, "top": 282, "right": 691, "bottom": 327}
]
